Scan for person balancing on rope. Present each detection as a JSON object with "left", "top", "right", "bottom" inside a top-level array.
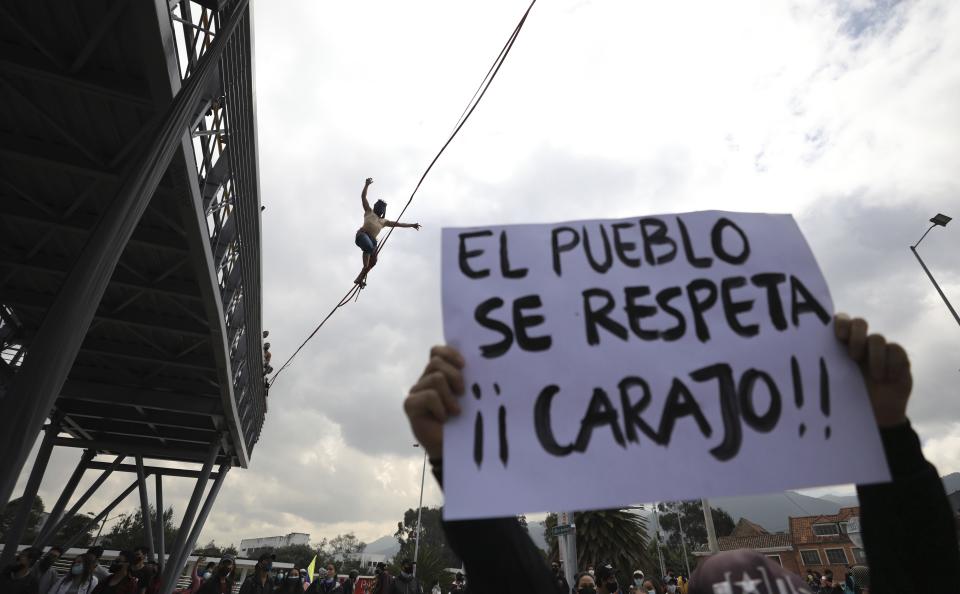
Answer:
[{"left": 354, "top": 177, "right": 421, "bottom": 288}]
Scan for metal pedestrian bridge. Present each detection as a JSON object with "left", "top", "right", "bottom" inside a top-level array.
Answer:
[{"left": 0, "top": 2, "right": 266, "bottom": 591}]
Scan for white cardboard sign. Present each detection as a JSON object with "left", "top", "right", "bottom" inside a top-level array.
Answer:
[{"left": 440, "top": 211, "right": 889, "bottom": 520}]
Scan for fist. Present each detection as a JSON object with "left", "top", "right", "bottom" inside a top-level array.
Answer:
[
  {"left": 403, "top": 346, "right": 465, "bottom": 459},
  {"left": 834, "top": 314, "right": 912, "bottom": 427}
]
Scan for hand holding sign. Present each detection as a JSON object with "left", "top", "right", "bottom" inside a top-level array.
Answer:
[{"left": 435, "top": 211, "right": 892, "bottom": 520}]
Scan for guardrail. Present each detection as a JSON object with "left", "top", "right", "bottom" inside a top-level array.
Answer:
[{"left": 169, "top": 0, "right": 266, "bottom": 455}]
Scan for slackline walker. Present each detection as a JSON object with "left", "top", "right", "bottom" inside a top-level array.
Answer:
[{"left": 270, "top": 0, "right": 537, "bottom": 386}]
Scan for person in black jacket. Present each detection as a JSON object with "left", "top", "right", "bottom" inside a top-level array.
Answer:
[{"left": 403, "top": 315, "right": 960, "bottom": 594}]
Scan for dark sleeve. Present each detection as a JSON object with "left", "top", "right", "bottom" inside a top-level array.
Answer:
[
  {"left": 856, "top": 422, "right": 960, "bottom": 594},
  {"left": 432, "top": 461, "right": 555, "bottom": 594}
]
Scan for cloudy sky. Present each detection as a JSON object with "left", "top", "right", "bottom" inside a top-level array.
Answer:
[{"left": 16, "top": 0, "right": 960, "bottom": 550}]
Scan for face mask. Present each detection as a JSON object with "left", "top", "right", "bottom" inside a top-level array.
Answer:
[
  {"left": 588, "top": 570, "right": 595, "bottom": 576},
  {"left": 647, "top": 590, "right": 656, "bottom": 594},
  {"left": 578, "top": 588, "right": 596, "bottom": 594},
  {"left": 71, "top": 565, "right": 83, "bottom": 576},
  {"left": 288, "top": 577, "right": 301, "bottom": 583},
  {"left": 109, "top": 563, "right": 122, "bottom": 573},
  {"left": 403, "top": 567, "right": 413, "bottom": 575},
  {"left": 668, "top": 587, "right": 677, "bottom": 594},
  {"left": 264, "top": 562, "right": 273, "bottom": 571},
  {"left": 605, "top": 581, "right": 618, "bottom": 592},
  {"left": 635, "top": 579, "right": 643, "bottom": 587}
]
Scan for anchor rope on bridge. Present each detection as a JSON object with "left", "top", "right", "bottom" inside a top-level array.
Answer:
[{"left": 269, "top": 0, "right": 537, "bottom": 386}]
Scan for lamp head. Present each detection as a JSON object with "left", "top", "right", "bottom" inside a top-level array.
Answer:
[{"left": 930, "top": 213, "right": 951, "bottom": 227}]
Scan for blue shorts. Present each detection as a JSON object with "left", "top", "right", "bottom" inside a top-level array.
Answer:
[{"left": 355, "top": 231, "right": 377, "bottom": 255}]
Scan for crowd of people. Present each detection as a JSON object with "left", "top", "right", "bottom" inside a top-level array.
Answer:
[{"left": 0, "top": 545, "right": 163, "bottom": 594}]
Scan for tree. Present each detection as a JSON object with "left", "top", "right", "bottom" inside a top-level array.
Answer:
[
  {"left": 656, "top": 501, "right": 735, "bottom": 552},
  {"left": 53, "top": 512, "right": 97, "bottom": 547},
  {"left": 0, "top": 496, "right": 45, "bottom": 544},
  {"left": 104, "top": 505, "right": 179, "bottom": 552},
  {"left": 576, "top": 509, "right": 653, "bottom": 578},
  {"left": 393, "top": 507, "right": 460, "bottom": 569},
  {"left": 269, "top": 544, "right": 316, "bottom": 567},
  {"left": 545, "top": 509, "right": 653, "bottom": 581},
  {"left": 194, "top": 541, "right": 238, "bottom": 558}
]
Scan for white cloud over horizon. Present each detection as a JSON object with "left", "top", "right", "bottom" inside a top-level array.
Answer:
[{"left": 13, "top": 0, "right": 960, "bottom": 550}]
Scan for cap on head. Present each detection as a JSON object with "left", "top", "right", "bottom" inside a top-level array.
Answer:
[
  {"left": 597, "top": 564, "right": 617, "bottom": 581},
  {"left": 690, "top": 551, "right": 808, "bottom": 594}
]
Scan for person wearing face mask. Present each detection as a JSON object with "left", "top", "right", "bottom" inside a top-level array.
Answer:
[
  {"left": 239, "top": 554, "right": 275, "bottom": 594},
  {"left": 550, "top": 561, "right": 569, "bottom": 594},
  {"left": 196, "top": 558, "right": 235, "bottom": 594},
  {"left": 127, "top": 547, "right": 155, "bottom": 594},
  {"left": 48, "top": 554, "right": 99, "bottom": 594},
  {"left": 34, "top": 545, "right": 64, "bottom": 594},
  {"left": 388, "top": 560, "right": 422, "bottom": 594},
  {"left": 91, "top": 551, "right": 137, "bottom": 594},
  {"left": 274, "top": 568, "right": 303, "bottom": 594},
  {"left": 0, "top": 546, "right": 41, "bottom": 594},
  {"left": 574, "top": 571, "right": 598, "bottom": 594},
  {"left": 628, "top": 570, "right": 645, "bottom": 593},
  {"left": 370, "top": 563, "right": 391, "bottom": 594},
  {"left": 448, "top": 572, "right": 466, "bottom": 594},
  {"left": 664, "top": 577, "right": 679, "bottom": 594},
  {"left": 306, "top": 565, "right": 342, "bottom": 593},
  {"left": 642, "top": 578, "right": 664, "bottom": 594},
  {"left": 343, "top": 570, "right": 358, "bottom": 594},
  {"left": 595, "top": 564, "right": 621, "bottom": 594}
]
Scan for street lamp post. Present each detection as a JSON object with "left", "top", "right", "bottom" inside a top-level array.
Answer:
[
  {"left": 412, "top": 444, "right": 427, "bottom": 578},
  {"left": 911, "top": 214, "right": 959, "bottom": 328}
]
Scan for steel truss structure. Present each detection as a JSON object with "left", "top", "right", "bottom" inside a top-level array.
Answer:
[{"left": 0, "top": 2, "right": 265, "bottom": 592}]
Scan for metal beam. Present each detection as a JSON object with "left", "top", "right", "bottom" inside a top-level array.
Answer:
[
  {"left": 0, "top": 417, "right": 59, "bottom": 568},
  {"left": 34, "top": 449, "right": 94, "bottom": 547},
  {"left": 56, "top": 400, "right": 216, "bottom": 431},
  {"left": 0, "top": 41, "right": 152, "bottom": 106},
  {"left": 85, "top": 461, "right": 222, "bottom": 481},
  {"left": 61, "top": 418, "right": 217, "bottom": 446},
  {"left": 0, "top": 288, "right": 209, "bottom": 338},
  {"left": 41, "top": 454, "right": 125, "bottom": 545},
  {"left": 61, "top": 479, "right": 141, "bottom": 551},
  {"left": 0, "top": 197, "right": 186, "bottom": 251},
  {"left": 53, "top": 437, "right": 221, "bottom": 465},
  {"left": 0, "top": 250, "right": 200, "bottom": 300},
  {"left": 159, "top": 441, "right": 219, "bottom": 590},
  {"left": 155, "top": 474, "right": 165, "bottom": 559},
  {"left": 135, "top": 457, "right": 156, "bottom": 562},
  {"left": 160, "top": 463, "right": 230, "bottom": 594},
  {"left": 59, "top": 379, "right": 221, "bottom": 414}
]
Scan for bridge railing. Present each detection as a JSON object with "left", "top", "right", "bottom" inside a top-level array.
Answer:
[{"left": 169, "top": 0, "right": 266, "bottom": 454}]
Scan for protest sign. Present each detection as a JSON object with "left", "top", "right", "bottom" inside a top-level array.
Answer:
[{"left": 440, "top": 210, "right": 890, "bottom": 521}]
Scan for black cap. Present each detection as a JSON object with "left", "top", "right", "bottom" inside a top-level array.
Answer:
[
  {"left": 597, "top": 563, "right": 617, "bottom": 580},
  {"left": 690, "top": 551, "right": 809, "bottom": 594}
]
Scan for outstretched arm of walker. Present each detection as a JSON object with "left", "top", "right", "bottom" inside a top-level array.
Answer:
[
  {"left": 361, "top": 177, "right": 373, "bottom": 212},
  {"left": 385, "top": 221, "right": 421, "bottom": 230}
]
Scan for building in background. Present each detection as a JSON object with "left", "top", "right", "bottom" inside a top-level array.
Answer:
[
  {"left": 789, "top": 507, "right": 864, "bottom": 576},
  {"left": 693, "top": 518, "right": 796, "bottom": 572},
  {"left": 239, "top": 533, "right": 310, "bottom": 557}
]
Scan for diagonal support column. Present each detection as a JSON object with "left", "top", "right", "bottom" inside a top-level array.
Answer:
[
  {"left": 33, "top": 449, "right": 94, "bottom": 547},
  {"left": 0, "top": 416, "right": 60, "bottom": 567},
  {"left": 62, "top": 479, "right": 142, "bottom": 551},
  {"left": 158, "top": 440, "right": 219, "bottom": 591},
  {"left": 135, "top": 456, "right": 156, "bottom": 562},
  {"left": 0, "top": 0, "right": 251, "bottom": 512},
  {"left": 41, "top": 454, "right": 125, "bottom": 546},
  {"left": 155, "top": 474, "right": 165, "bottom": 563},
  {"left": 159, "top": 463, "right": 230, "bottom": 594}
]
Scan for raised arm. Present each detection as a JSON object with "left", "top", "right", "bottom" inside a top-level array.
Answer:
[
  {"left": 384, "top": 221, "right": 421, "bottom": 230},
  {"left": 361, "top": 177, "right": 373, "bottom": 213}
]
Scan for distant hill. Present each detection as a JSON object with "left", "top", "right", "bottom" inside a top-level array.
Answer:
[{"left": 364, "top": 534, "right": 400, "bottom": 556}]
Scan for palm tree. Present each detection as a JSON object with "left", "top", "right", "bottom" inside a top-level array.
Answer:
[{"left": 547, "top": 509, "right": 653, "bottom": 577}]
